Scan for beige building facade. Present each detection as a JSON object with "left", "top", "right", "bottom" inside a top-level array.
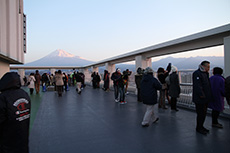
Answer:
[{"left": 0, "top": 0, "right": 26, "bottom": 78}]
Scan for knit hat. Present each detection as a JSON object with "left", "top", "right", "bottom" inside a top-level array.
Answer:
[
  {"left": 145, "top": 67, "right": 153, "bottom": 74},
  {"left": 171, "top": 65, "right": 178, "bottom": 73},
  {"left": 116, "top": 68, "right": 121, "bottom": 73}
]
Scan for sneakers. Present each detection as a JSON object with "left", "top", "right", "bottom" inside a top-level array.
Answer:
[
  {"left": 115, "top": 99, "right": 119, "bottom": 103},
  {"left": 120, "top": 101, "right": 127, "bottom": 104}
]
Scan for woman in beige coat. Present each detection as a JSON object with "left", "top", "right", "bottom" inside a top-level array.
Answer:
[
  {"left": 55, "top": 70, "right": 64, "bottom": 97},
  {"left": 28, "top": 73, "right": 36, "bottom": 94}
]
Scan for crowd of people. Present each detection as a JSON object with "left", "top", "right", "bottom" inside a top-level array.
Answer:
[
  {"left": 1, "top": 60, "right": 230, "bottom": 152},
  {"left": 24, "top": 70, "right": 85, "bottom": 96}
]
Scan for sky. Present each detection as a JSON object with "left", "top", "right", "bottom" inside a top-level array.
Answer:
[{"left": 24, "top": 0, "right": 230, "bottom": 63}]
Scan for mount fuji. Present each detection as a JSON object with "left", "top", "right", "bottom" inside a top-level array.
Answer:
[{"left": 24, "top": 49, "right": 94, "bottom": 66}]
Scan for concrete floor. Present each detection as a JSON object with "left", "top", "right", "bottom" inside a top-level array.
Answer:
[{"left": 29, "top": 86, "right": 230, "bottom": 153}]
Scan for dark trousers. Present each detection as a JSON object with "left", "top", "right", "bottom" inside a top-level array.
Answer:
[
  {"left": 195, "top": 103, "right": 208, "bottom": 130},
  {"left": 114, "top": 85, "right": 119, "bottom": 100},
  {"left": 64, "top": 82, "right": 67, "bottom": 91},
  {"left": 171, "top": 97, "right": 177, "bottom": 109},
  {"left": 137, "top": 88, "right": 142, "bottom": 102},
  {"left": 212, "top": 110, "right": 220, "bottom": 124},
  {"left": 57, "top": 86, "right": 63, "bottom": 96},
  {"left": 30, "top": 88, "right": 34, "bottom": 94},
  {"left": 92, "top": 81, "right": 97, "bottom": 89}
]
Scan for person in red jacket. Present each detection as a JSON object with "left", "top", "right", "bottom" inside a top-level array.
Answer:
[{"left": 0, "top": 72, "right": 31, "bottom": 153}]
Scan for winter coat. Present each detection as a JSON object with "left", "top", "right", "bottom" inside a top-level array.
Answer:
[
  {"left": 192, "top": 69, "right": 212, "bottom": 104},
  {"left": 111, "top": 72, "right": 121, "bottom": 85},
  {"left": 0, "top": 72, "right": 31, "bottom": 153},
  {"left": 117, "top": 75, "right": 125, "bottom": 88},
  {"left": 225, "top": 76, "right": 230, "bottom": 105},
  {"left": 35, "top": 73, "right": 41, "bottom": 84},
  {"left": 208, "top": 74, "right": 225, "bottom": 111},
  {"left": 140, "top": 73, "right": 162, "bottom": 105},
  {"left": 135, "top": 74, "right": 143, "bottom": 89},
  {"left": 169, "top": 72, "right": 181, "bottom": 98},
  {"left": 27, "top": 75, "right": 36, "bottom": 89},
  {"left": 55, "top": 73, "right": 64, "bottom": 86},
  {"left": 75, "top": 73, "right": 83, "bottom": 83}
]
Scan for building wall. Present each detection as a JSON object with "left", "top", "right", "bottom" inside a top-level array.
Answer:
[
  {"left": 0, "top": 60, "right": 10, "bottom": 78},
  {"left": 0, "top": 0, "right": 25, "bottom": 78}
]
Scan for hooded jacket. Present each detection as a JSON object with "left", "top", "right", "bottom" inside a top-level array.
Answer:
[
  {"left": 0, "top": 72, "right": 31, "bottom": 153},
  {"left": 140, "top": 73, "right": 162, "bottom": 105}
]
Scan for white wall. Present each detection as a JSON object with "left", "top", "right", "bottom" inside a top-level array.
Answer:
[{"left": 0, "top": 0, "right": 25, "bottom": 76}]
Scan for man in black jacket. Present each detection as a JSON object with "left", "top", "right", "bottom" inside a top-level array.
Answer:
[
  {"left": 0, "top": 72, "right": 31, "bottom": 153},
  {"left": 141, "top": 67, "right": 162, "bottom": 127},
  {"left": 192, "top": 61, "right": 211, "bottom": 135},
  {"left": 111, "top": 69, "right": 122, "bottom": 102}
]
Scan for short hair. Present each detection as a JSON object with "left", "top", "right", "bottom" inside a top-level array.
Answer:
[
  {"left": 201, "top": 61, "right": 210, "bottom": 66},
  {"left": 213, "top": 67, "right": 223, "bottom": 75},
  {"left": 58, "top": 70, "right": 62, "bottom": 74},
  {"left": 157, "top": 67, "right": 164, "bottom": 73}
]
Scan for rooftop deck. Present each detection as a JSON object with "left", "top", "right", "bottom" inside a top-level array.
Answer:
[{"left": 29, "top": 86, "right": 230, "bottom": 153}]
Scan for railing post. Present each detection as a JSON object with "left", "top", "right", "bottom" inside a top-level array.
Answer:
[
  {"left": 18, "top": 69, "right": 25, "bottom": 85},
  {"left": 135, "top": 55, "right": 152, "bottom": 71},
  {"left": 83, "top": 68, "right": 91, "bottom": 85},
  {"left": 91, "top": 66, "right": 98, "bottom": 73},
  {"left": 224, "top": 36, "right": 230, "bottom": 77},
  {"left": 105, "top": 63, "right": 115, "bottom": 89},
  {"left": 224, "top": 36, "right": 230, "bottom": 115},
  {"left": 178, "top": 71, "right": 182, "bottom": 84},
  {"left": 50, "top": 69, "right": 56, "bottom": 75}
]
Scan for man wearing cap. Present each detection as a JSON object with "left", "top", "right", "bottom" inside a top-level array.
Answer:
[{"left": 141, "top": 67, "right": 162, "bottom": 127}]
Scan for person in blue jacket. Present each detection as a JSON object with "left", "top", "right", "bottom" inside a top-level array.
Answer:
[
  {"left": 141, "top": 67, "right": 162, "bottom": 127},
  {"left": 208, "top": 67, "right": 225, "bottom": 128},
  {"left": 192, "top": 61, "right": 212, "bottom": 135}
]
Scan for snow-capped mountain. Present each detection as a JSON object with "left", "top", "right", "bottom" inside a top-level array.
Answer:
[
  {"left": 47, "top": 49, "right": 76, "bottom": 58},
  {"left": 24, "top": 49, "right": 93, "bottom": 66}
]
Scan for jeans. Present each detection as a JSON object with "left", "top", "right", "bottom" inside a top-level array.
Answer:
[
  {"left": 119, "top": 87, "right": 125, "bottom": 102},
  {"left": 114, "top": 85, "right": 119, "bottom": 100}
]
